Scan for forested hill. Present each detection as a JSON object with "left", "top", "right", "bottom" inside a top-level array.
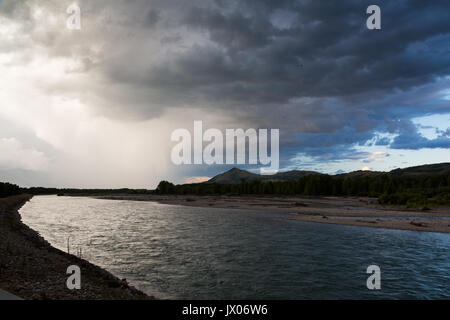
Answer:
[
  {"left": 206, "top": 168, "right": 318, "bottom": 184},
  {"left": 389, "top": 162, "right": 450, "bottom": 176}
]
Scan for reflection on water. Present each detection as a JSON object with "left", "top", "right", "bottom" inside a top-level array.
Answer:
[{"left": 20, "top": 196, "right": 450, "bottom": 299}]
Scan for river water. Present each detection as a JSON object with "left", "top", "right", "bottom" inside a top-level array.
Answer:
[{"left": 20, "top": 196, "right": 450, "bottom": 299}]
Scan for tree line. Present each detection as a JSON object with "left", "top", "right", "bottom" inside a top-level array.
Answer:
[
  {"left": 3, "top": 172, "right": 450, "bottom": 207},
  {"left": 0, "top": 182, "right": 21, "bottom": 198},
  {"left": 156, "top": 174, "right": 450, "bottom": 207},
  {"left": 0, "top": 183, "right": 153, "bottom": 198}
]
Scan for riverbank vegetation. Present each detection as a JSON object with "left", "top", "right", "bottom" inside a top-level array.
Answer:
[
  {"left": 0, "top": 182, "right": 21, "bottom": 198},
  {"left": 0, "top": 182, "right": 152, "bottom": 197},
  {"left": 156, "top": 174, "right": 450, "bottom": 207}
]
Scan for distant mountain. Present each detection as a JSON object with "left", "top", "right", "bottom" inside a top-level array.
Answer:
[
  {"left": 389, "top": 163, "right": 450, "bottom": 176},
  {"left": 336, "top": 163, "right": 450, "bottom": 178},
  {"left": 206, "top": 168, "right": 261, "bottom": 184},
  {"left": 204, "top": 163, "right": 450, "bottom": 184},
  {"left": 206, "top": 168, "right": 319, "bottom": 184},
  {"left": 269, "top": 170, "right": 320, "bottom": 181},
  {"left": 335, "top": 170, "right": 384, "bottom": 178}
]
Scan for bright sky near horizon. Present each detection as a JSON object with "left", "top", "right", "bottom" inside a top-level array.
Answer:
[{"left": 0, "top": 0, "right": 449, "bottom": 188}]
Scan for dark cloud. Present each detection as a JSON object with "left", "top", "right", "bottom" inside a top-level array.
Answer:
[
  {"left": 131, "top": 0, "right": 450, "bottom": 101},
  {"left": 389, "top": 120, "right": 450, "bottom": 150},
  {"left": 3, "top": 0, "right": 450, "bottom": 168},
  {"left": 375, "top": 137, "right": 391, "bottom": 146},
  {"left": 443, "top": 128, "right": 450, "bottom": 137},
  {"left": 391, "top": 134, "right": 450, "bottom": 150},
  {"left": 143, "top": 9, "right": 160, "bottom": 28},
  {"left": 97, "top": 0, "right": 450, "bottom": 160}
]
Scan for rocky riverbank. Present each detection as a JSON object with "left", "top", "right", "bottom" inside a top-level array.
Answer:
[{"left": 0, "top": 195, "right": 151, "bottom": 300}]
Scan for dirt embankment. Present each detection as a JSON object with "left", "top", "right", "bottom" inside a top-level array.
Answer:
[{"left": 0, "top": 195, "right": 151, "bottom": 300}]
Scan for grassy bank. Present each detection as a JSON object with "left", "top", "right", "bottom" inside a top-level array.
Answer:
[{"left": 0, "top": 195, "right": 151, "bottom": 300}]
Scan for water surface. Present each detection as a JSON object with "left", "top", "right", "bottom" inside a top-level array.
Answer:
[{"left": 20, "top": 196, "right": 450, "bottom": 299}]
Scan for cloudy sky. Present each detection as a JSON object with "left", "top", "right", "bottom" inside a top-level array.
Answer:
[{"left": 0, "top": 0, "right": 449, "bottom": 188}]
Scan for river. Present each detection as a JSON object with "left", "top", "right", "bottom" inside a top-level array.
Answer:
[{"left": 20, "top": 196, "right": 450, "bottom": 299}]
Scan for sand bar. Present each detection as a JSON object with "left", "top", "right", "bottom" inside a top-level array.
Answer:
[{"left": 96, "top": 194, "right": 450, "bottom": 234}]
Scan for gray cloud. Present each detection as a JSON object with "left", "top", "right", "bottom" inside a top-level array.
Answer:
[{"left": 5, "top": 1, "right": 449, "bottom": 122}]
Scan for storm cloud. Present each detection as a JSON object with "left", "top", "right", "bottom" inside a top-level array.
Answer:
[{"left": 0, "top": 0, "right": 449, "bottom": 186}]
